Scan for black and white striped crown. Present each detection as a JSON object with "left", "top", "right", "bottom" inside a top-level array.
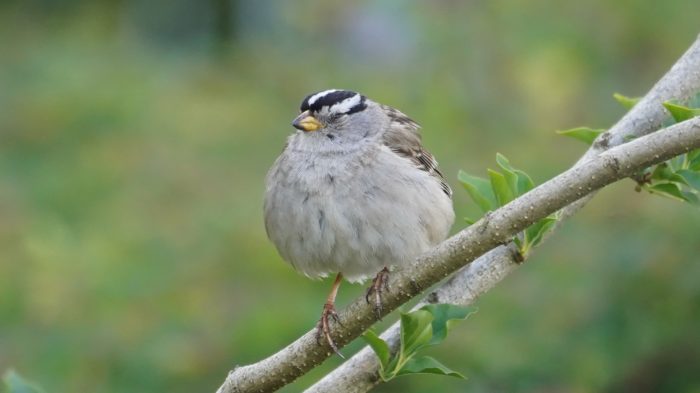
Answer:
[{"left": 300, "top": 89, "right": 367, "bottom": 115}]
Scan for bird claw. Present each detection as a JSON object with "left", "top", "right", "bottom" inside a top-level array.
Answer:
[
  {"left": 316, "top": 302, "right": 345, "bottom": 358},
  {"left": 365, "top": 267, "right": 390, "bottom": 318}
]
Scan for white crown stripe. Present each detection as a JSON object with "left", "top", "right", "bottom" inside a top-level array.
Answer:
[
  {"left": 331, "top": 94, "right": 362, "bottom": 114},
  {"left": 307, "top": 89, "right": 340, "bottom": 106}
]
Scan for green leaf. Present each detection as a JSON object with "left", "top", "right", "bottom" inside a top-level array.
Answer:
[
  {"left": 495, "top": 153, "right": 514, "bottom": 172},
  {"left": 494, "top": 153, "right": 535, "bottom": 196},
  {"left": 458, "top": 170, "right": 495, "bottom": 213},
  {"left": 421, "top": 304, "right": 476, "bottom": 346},
  {"left": 400, "top": 310, "right": 434, "bottom": 355},
  {"left": 514, "top": 169, "right": 535, "bottom": 194},
  {"left": 647, "top": 183, "right": 687, "bottom": 202},
  {"left": 681, "top": 191, "right": 700, "bottom": 206},
  {"left": 488, "top": 169, "right": 514, "bottom": 206},
  {"left": 556, "top": 127, "right": 605, "bottom": 145},
  {"left": 362, "top": 330, "right": 391, "bottom": 371},
  {"left": 650, "top": 163, "right": 674, "bottom": 181},
  {"left": 525, "top": 216, "right": 557, "bottom": 249},
  {"left": 667, "top": 172, "right": 689, "bottom": 185},
  {"left": 613, "top": 93, "right": 640, "bottom": 110},
  {"left": 396, "top": 356, "right": 466, "bottom": 379},
  {"left": 3, "top": 370, "right": 45, "bottom": 393},
  {"left": 495, "top": 153, "right": 518, "bottom": 195},
  {"left": 675, "top": 169, "right": 700, "bottom": 191},
  {"left": 688, "top": 150, "right": 700, "bottom": 171},
  {"left": 688, "top": 149, "right": 700, "bottom": 162},
  {"left": 463, "top": 216, "right": 476, "bottom": 225},
  {"left": 663, "top": 101, "right": 700, "bottom": 122},
  {"left": 670, "top": 155, "right": 687, "bottom": 171}
]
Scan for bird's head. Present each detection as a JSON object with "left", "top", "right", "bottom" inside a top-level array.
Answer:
[{"left": 292, "top": 89, "right": 385, "bottom": 141}]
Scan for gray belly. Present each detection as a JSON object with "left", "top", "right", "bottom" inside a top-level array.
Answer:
[{"left": 263, "top": 148, "right": 454, "bottom": 283}]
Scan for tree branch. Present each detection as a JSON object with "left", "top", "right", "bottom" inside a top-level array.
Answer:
[
  {"left": 306, "top": 34, "right": 700, "bottom": 393},
  {"left": 217, "top": 34, "right": 700, "bottom": 393}
]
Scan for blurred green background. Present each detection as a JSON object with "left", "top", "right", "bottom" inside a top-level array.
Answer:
[{"left": 1, "top": 1, "right": 699, "bottom": 392}]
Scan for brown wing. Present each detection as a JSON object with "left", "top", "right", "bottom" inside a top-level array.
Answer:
[{"left": 380, "top": 105, "right": 452, "bottom": 198}]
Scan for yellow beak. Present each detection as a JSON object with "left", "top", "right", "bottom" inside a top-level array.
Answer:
[{"left": 292, "top": 111, "right": 323, "bottom": 132}]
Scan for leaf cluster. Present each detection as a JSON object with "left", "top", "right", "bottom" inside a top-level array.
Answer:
[
  {"left": 458, "top": 154, "right": 557, "bottom": 257},
  {"left": 362, "top": 304, "right": 475, "bottom": 382},
  {"left": 558, "top": 93, "right": 700, "bottom": 205}
]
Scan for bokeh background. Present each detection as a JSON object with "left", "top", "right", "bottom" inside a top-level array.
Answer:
[{"left": 1, "top": 1, "right": 700, "bottom": 392}]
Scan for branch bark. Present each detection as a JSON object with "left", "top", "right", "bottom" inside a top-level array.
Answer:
[{"left": 217, "top": 34, "right": 700, "bottom": 393}]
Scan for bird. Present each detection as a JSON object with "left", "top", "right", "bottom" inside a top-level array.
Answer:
[{"left": 263, "top": 89, "right": 454, "bottom": 355}]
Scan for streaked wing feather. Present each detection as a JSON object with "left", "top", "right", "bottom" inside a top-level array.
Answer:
[{"left": 380, "top": 105, "right": 452, "bottom": 197}]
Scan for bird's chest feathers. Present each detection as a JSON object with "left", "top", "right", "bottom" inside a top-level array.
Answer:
[{"left": 284, "top": 140, "right": 377, "bottom": 196}]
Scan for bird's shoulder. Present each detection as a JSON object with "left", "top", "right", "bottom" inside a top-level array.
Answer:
[{"left": 379, "top": 105, "right": 452, "bottom": 197}]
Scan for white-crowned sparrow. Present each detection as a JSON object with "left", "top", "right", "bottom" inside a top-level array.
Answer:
[{"left": 263, "top": 89, "right": 454, "bottom": 354}]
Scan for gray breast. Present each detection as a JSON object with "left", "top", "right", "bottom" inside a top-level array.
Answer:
[{"left": 263, "top": 138, "right": 454, "bottom": 283}]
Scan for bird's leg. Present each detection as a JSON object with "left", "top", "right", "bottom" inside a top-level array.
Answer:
[
  {"left": 316, "top": 273, "right": 344, "bottom": 358},
  {"left": 365, "top": 267, "right": 390, "bottom": 318}
]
